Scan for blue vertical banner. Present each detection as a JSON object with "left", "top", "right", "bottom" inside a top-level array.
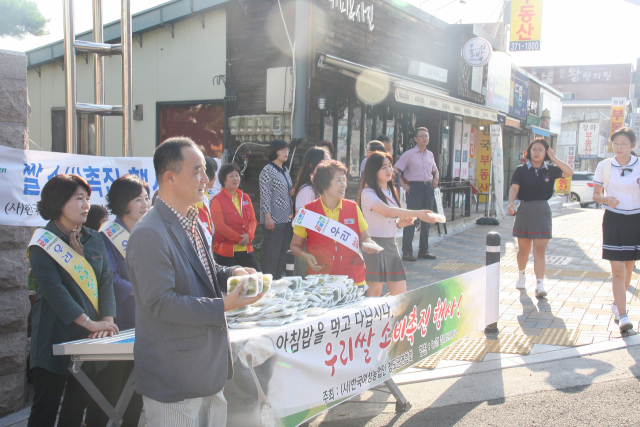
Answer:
[{"left": 509, "top": 68, "right": 529, "bottom": 119}]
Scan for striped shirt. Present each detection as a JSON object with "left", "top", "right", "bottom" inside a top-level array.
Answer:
[{"left": 157, "top": 197, "right": 218, "bottom": 295}]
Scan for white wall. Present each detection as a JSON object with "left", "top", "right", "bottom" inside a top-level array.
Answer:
[{"left": 27, "top": 8, "right": 226, "bottom": 157}]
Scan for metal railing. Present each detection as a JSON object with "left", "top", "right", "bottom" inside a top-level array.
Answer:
[
  {"left": 437, "top": 180, "right": 472, "bottom": 221},
  {"left": 63, "top": 0, "right": 133, "bottom": 156}
]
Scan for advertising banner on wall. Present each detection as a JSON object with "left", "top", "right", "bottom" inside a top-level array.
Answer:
[
  {"left": 486, "top": 53, "right": 512, "bottom": 113},
  {"left": 609, "top": 98, "right": 626, "bottom": 153},
  {"left": 468, "top": 125, "right": 478, "bottom": 180},
  {"left": 509, "top": 68, "right": 529, "bottom": 119},
  {"left": 476, "top": 124, "right": 492, "bottom": 202},
  {"left": 453, "top": 119, "right": 464, "bottom": 179},
  {"left": 509, "top": 0, "right": 543, "bottom": 51},
  {"left": 557, "top": 131, "right": 576, "bottom": 146},
  {"left": 489, "top": 125, "right": 506, "bottom": 217},
  {"left": 577, "top": 123, "right": 599, "bottom": 159},
  {"left": 461, "top": 123, "right": 472, "bottom": 179},
  {"left": 0, "top": 146, "right": 157, "bottom": 227},
  {"left": 563, "top": 145, "right": 576, "bottom": 170}
]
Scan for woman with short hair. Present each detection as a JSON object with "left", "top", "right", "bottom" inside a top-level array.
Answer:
[
  {"left": 358, "top": 152, "right": 439, "bottom": 296},
  {"left": 27, "top": 174, "right": 118, "bottom": 427},
  {"left": 259, "top": 139, "right": 294, "bottom": 279},
  {"left": 210, "top": 162, "right": 260, "bottom": 271},
  {"left": 294, "top": 147, "right": 331, "bottom": 212},
  {"left": 508, "top": 137, "right": 573, "bottom": 298},
  {"left": 85, "top": 174, "right": 149, "bottom": 427},
  {"left": 84, "top": 204, "right": 109, "bottom": 231},
  {"left": 290, "top": 160, "right": 380, "bottom": 285},
  {"left": 593, "top": 127, "right": 640, "bottom": 332}
]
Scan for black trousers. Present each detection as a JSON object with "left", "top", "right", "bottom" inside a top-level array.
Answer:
[
  {"left": 261, "top": 223, "right": 292, "bottom": 280},
  {"left": 27, "top": 367, "right": 92, "bottom": 427},
  {"left": 402, "top": 182, "right": 435, "bottom": 256},
  {"left": 85, "top": 361, "right": 143, "bottom": 427},
  {"left": 215, "top": 250, "right": 261, "bottom": 271}
]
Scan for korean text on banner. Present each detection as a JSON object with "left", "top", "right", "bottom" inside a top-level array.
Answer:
[
  {"left": 609, "top": 98, "right": 626, "bottom": 152},
  {"left": 224, "top": 264, "right": 497, "bottom": 427},
  {"left": 489, "top": 125, "right": 506, "bottom": 218},
  {"left": 563, "top": 145, "right": 576, "bottom": 170},
  {"left": 476, "top": 124, "right": 492, "bottom": 202},
  {"left": 0, "top": 145, "right": 157, "bottom": 227},
  {"left": 578, "top": 123, "right": 599, "bottom": 159},
  {"left": 510, "top": 0, "right": 543, "bottom": 51},
  {"left": 554, "top": 176, "right": 571, "bottom": 195}
]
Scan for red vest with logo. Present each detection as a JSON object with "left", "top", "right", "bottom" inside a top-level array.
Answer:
[
  {"left": 213, "top": 190, "right": 253, "bottom": 252},
  {"left": 304, "top": 198, "right": 366, "bottom": 283}
]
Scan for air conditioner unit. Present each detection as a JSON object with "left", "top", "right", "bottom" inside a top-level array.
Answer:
[{"left": 266, "top": 67, "right": 293, "bottom": 114}]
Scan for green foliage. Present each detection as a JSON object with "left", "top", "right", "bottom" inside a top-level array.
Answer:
[{"left": 0, "top": 0, "right": 49, "bottom": 40}]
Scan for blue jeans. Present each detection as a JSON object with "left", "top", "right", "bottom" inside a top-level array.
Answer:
[{"left": 402, "top": 182, "right": 434, "bottom": 256}]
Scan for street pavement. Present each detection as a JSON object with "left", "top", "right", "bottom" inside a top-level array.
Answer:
[{"left": 303, "top": 206, "right": 640, "bottom": 427}]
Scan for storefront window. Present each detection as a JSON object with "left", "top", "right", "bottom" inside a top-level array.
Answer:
[
  {"left": 350, "top": 105, "right": 362, "bottom": 177},
  {"left": 158, "top": 102, "right": 224, "bottom": 158},
  {"left": 440, "top": 119, "right": 449, "bottom": 181},
  {"left": 336, "top": 108, "right": 349, "bottom": 167},
  {"left": 323, "top": 115, "right": 334, "bottom": 144}
]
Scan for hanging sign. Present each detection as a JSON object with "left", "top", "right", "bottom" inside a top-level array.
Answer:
[
  {"left": 577, "top": 123, "right": 599, "bottom": 159},
  {"left": 509, "top": 0, "right": 543, "bottom": 51},
  {"left": 462, "top": 37, "right": 493, "bottom": 67},
  {"left": 328, "top": 0, "right": 374, "bottom": 31}
]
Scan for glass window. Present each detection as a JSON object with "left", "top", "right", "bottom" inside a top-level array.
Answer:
[
  {"left": 158, "top": 103, "right": 224, "bottom": 158},
  {"left": 323, "top": 115, "right": 334, "bottom": 142},
  {"left": 336, "top": 107, "right": 349, "bottom": 166},
  {"left": 350, "top": 105, "right": 362, "bottom": 178}
]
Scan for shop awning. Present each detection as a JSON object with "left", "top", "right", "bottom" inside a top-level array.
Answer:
[
  {"left": 531, "top": 126, "right": 550, "bottom": 137},
  {"left": 318, "top": 54, "right": 499, "bottom": 122}
]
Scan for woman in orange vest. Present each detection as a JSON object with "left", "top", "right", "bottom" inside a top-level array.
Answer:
[
  {"left": 210, "top": 162, "right": 260, "bottom": 271},
  {"left": 290, "top": 160, "right": 380, "bottom": 285}
]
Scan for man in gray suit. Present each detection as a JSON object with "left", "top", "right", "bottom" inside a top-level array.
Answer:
[{"left": 126, "top": 137, "right": 262, "bottom": 426}]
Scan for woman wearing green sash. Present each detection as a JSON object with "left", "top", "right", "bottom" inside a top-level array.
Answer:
[
  {"left": 85, "top": 174, "right": 149, "bottom": 427},
  {"left": 28, "top": 174, "right": 118, "bottom": 427}
]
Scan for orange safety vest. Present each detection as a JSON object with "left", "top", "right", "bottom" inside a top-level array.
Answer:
[{"left": 304, "top": 198, "right": 366, "bottom": 283}]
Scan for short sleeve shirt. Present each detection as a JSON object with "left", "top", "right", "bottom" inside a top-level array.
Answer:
[
  {"left": 360, "top": 187, "right": 399, "bottom": 238},
  {"left": 510, "top": 161, "right": 563, "bottom": 201},
  {"left": 394, "top": 146, "right": 438, "bottom": 182},
  {"left": 593, "top": 156, "right": 640, "bottom": 214}
]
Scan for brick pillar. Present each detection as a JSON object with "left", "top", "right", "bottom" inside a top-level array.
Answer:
[{"left": 0, "top": 49, "right": 31, "bottom": 415}]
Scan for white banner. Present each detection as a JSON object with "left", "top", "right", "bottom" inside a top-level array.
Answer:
[
  {"left": 489, "top": 125, "right": 506, "bottom": 218},
  {"left": 558, "top": 131, "right": 576, "bottom": 146},
  {"left": 0, "top": 145, "right": 157, "bottom": 227},
  {"left": 578, "top": 123, "right": 599, "bottom": 159},
  {"left": 563, "top": 145, "right": 576, "bottom": 170}
]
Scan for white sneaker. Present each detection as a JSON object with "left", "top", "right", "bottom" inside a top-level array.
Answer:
[
  {"left": 535, "top": 283, "right": 547, "bottom": 298},
  {"left": 515, "top": 275, "right": 526, "bottom": 289},
  {"left": 612, "top": 303, "right": 620, "bottom": 322},
  {"left": 619, "top": 316, "right": 633, "bottom": 332}
]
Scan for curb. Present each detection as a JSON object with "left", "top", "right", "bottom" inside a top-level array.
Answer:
[{"left": 393, "top": 334, "right": 640, "bottom": 386}]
